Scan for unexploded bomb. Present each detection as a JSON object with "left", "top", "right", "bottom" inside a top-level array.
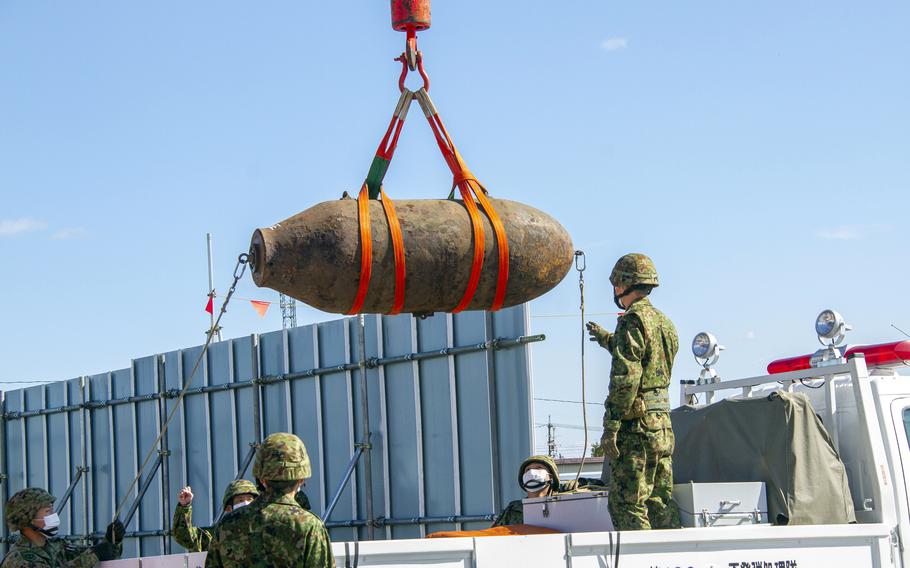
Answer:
[{"left": 250, "top": 198, "right": 573, "bottom": 315}]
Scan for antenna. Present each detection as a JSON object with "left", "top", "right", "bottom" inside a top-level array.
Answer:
[
  {"left": 280, "top": 293, "right": 297, "bottom": 329},
  {"left": 546, "top": 415, "right": 556, "bottom": 458},
  {"left": 891, "top": 323, "right": 910, "bottom": 339}
]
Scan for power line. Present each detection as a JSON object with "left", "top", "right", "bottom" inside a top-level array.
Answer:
[
  {"left": 534, "top": 397, "right": 601, "bottom": 407},
  {"left": 536, "top": 422, "right": 600, "bottom": 432},
  {"left": 532, "top": 312, "right": 616, "bottom": 319}
]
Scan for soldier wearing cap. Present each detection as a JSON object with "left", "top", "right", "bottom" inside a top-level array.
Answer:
[
  {"left": 587, "top": 253, "right": 681, "bottom": 530},
  {"left": 205, "top": 432, "right": 334, "bottom": 567},
  {"left": 172, "top": 479, "right": 259, "bottom": 552},
  {"left": 1, "top": 488, "right": 123, "bottom": 567}
]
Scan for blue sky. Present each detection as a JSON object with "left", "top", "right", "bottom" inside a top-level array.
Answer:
[{"left": 1, "top": 1, "right": 908, "bottom": 457}]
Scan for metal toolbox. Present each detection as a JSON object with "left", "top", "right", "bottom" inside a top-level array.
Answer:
[
  {"left": 522, "top": 491, "right": 614, "bottom": 533},
  {"left": 672, "top": 482, "right": 769, "bottom": 527}
]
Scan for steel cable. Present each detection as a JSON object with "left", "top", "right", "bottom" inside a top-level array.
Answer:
[
  {"left": 112, "top": 254, "right": 249, "bottom": 524},
  {"left": 574, "top": 251, "right": 588, "bottom": 486}
]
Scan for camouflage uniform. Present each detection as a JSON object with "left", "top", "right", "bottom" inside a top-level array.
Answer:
[
  {"left": 0, "top": 538, "right": 99, "bottom": 568},
  {"left": 2, "top": 488, "right": 121, "bottom": 568},
  {"left": 492, "top": 455, "right": 561, "bottom": 527},
  {"left": 205, "top": 433, "right": 335, "bottom": 568},
  {"left": 172, "top": 479, "right": 259, "bottom": 552},
  {"left": 595, "top": 254, "right": 680, "bottom": 531}
]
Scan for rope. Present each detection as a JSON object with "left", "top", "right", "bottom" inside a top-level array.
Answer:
[
  {"left": 574, "top": 251, "right": 588, "bottom": 486},
  {"left": 113, "top": 254, "right": 249, "bottom": 523}
]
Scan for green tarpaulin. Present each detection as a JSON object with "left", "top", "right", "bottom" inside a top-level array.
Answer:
[{"left": 670, "top": 391, "right": 856, "bottom": 525}]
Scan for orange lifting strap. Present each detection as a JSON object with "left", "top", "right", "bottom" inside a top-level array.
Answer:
[
  {"left": 347, "top": 34, "right": 509, "bottom": 315},
  {"left": 347, "top": 184, "right": 407, "bottom": 316},
  {"left": 347, "top": 91, "right": 413, "bottom": 316},
  {"left": 416, "top": 88, "right": 510, "bottom": 312}
]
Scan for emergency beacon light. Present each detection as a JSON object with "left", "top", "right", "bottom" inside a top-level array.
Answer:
[{"left": 768, "top": 309, "right": 910, "bottom": 374}]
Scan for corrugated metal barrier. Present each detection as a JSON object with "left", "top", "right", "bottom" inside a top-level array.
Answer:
[{"left": 0, "top": 306, "right": 539, "bottom": 558}]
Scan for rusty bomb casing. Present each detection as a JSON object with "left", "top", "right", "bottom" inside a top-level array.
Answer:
[{"left": 250, "top": 198, "right": 573, "bottom": 315}]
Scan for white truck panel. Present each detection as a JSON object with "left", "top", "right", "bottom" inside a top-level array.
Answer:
[
  {"left": 99, "top": 524, "right": 894, "bottom": 568},
  {"left": 569, "top": 524, "right": 893, "bottom": 568}
]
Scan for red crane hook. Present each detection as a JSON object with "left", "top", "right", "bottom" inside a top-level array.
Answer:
[{"left": 390, "top": 0, "right": 431, "bottom": 91}]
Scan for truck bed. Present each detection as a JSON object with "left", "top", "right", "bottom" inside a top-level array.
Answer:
[{"left": 99, "top": 523, "right": 895, "bottom": 568}]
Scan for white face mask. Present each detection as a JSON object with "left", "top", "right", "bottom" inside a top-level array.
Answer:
[
  {"left": 35, "top": 513, "right": 60, "bottom": 536},
  {"left": 521, "top": 469, "right": 551, "bottom": 492}
]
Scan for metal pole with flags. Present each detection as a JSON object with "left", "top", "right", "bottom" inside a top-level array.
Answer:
[{"left": 206, "top": 233, "right": 223, "bottom": 341}]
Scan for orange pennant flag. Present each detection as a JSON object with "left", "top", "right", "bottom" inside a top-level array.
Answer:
[{"left": 250, "top": 300, "right": 271, "bottom": 318}]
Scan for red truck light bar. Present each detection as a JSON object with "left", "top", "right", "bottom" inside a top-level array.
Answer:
[
  {"left": 845, "top": 340, "right": 910, "bottom": 367},
  {"left": 767, "top": 354, "right": 813, "bottom": 375},
  {"left": 768, "top": 340, "right": 910, "bottom": 374}
]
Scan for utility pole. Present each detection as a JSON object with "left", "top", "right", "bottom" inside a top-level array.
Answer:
[
  {"left": 206, "top": 233, "right": 223, "bottom": 341},
  {"left": 547, "top": 415, "right": 556, "bottom": 458},
  {"left": 279, "top": 293, "right": 297, "bottom": 329}
]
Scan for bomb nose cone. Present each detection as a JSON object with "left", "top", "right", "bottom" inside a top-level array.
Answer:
[{"left": 249, "top": 228, "right": 267, "bottom": 284}]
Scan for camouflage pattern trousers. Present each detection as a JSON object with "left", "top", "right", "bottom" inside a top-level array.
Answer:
[{"left": 608, "top": 425, "right": 680, "bottom": 530}]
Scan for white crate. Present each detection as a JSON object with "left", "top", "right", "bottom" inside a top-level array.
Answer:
[
  {"left": 672, "top": 482, "right": 768, "bottom": 527},
  {"left": 522, "top": 491, "right": 613, "bottom": 533}
]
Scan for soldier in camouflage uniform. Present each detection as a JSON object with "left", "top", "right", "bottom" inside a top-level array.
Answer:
[
  {"left": 1, "top": 488, "right": 123, "bottom": 567},
  {"left": 172, "top": 479, "right": 259, "bottom": 552},
  {"left": 492, "top": 455, "right": 562, "bottom": 527},
  {"left": 587, "top": 253, "right": 681, "bottom": 531},
  {"left": 206, "top": 433, "right": 334, "bottom": 567}
]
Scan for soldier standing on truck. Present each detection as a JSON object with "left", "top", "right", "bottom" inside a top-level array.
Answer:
[
  {"left": 172, "top": 480, "right": 259, "bottom": 552},
  {"left": 205, "top": 432, "right": 335, "bottom": 567},
  {"left": 1, "top": 488, "right": 124, "bottom": 567},
  {"left": 586, "top": 253, "right": 681, "bottom": 530}
]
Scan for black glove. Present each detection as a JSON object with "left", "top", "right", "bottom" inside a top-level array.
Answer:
[
  {"left": 106, "top": 520, "right": 125, "bottom": 544},
  {"left": 93, "top": 541, "right": 120, "bottom": 561}
]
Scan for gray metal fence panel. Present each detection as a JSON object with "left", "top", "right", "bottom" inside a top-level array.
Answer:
[
  {"left": 287, "top": 325, "right": 325, "bottom": 515},
  {"left": 0, "top": 305, "right": 536, "bottom": 557},
  {"left": 46, "top": 381, "right": 69, "bottom": 534},
  {"left": 88, "top": 373, "right": 113, "bottom": 534},
  {"left": 25, "top": 388, "right": 46, "bottom": 489},
  {"left": 318, "top": 319, "right": 357, "bottom": 542},
  {"left": 381, "top": 315, "right": 423, "bottom": 540},
  {"left": 416, "top": 315, "right": 459, "bottom": 535},
  {"left": 134, "top": 356, "right": 163, "bottom": 557},
  {"left": 490, "top": 308, "right": 535, "bottom": 513},
  {"left": 452, "top": 311, "right": 496, "bottom": 531}
]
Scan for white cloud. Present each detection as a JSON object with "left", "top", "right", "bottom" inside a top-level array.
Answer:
[
  {"left": 601, "top": 37, "right": 628, "bottom": 51},
  {"left": 816, "top": 226, "right": 861, "bottom": 241},
  {"left": 746, "top": 331, "right": 756, "bottom": 340},
  {"left": 51, "top": 227, "right": 88, "bottom": 240},
  {"left": 0, "top": 218, "right": 48, "bottom": 236}
]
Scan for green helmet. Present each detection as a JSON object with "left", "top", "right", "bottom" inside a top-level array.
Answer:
[
  {"left": 221, "top": 479, "right": 260, "bottom": 510},
  {"left": 253, "top": 432, "right": 311, "bottom": 481},
  {"left": 609, "top": 253, "right": 659, "bottom": 287},
  {"left": 518, "top": 455, "right": 560, "bottom": 493},
  {"left": 6, "top": 488, "right": 55, "bottom": 530}
]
